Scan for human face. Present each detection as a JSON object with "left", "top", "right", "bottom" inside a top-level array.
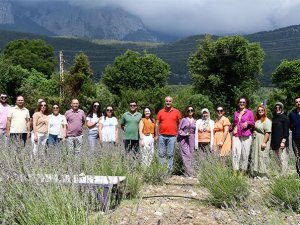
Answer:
[
  {"left": 106, "top": 107, "right": 113, "bottom": 117},
  {"left": 216, "top": 107, "right": 224, "bottom": 117},
  {"left": 52, "top": 105, "right": 59, "bottom": 115},
  {"left": 165, "top": 97, "right": 173, "bottom": 108},
  {"left": 275, "top": 105, "right": 282, "bottom": 114},
  {"left": 16, "top": 96, "right": 25, "bottom": 107},
  {"left": 0, "top": 94, "right": 8, "bottom": 103},
  {"left": 40, "top": 102, "right": 47, "bottom": 113},
  {"left": 129, "top": 102, "right": 137, "bottom": 112},
  {"left": 239, "top": 98, "right": 246, "bottom": 110},
  {"left": 295, "top": 98, "right": 300, "bottom": 109},
  {"left": 71, "top": 99, "right": 79, "bottom": 111},
  {"left": 202, "top": 111, "right": 208, "bottom": 119},
  {"left": 144, "top": 108, "right": 151, "bottom": 118},
  {"left": 187, "top": 107, "right": 194, "bottom": 116},
  {"left": 93, "top": 102, "right": 100, "bottom": 112},
  {"left": 257, "top": 107, "right": 265, "bottom": 117}
]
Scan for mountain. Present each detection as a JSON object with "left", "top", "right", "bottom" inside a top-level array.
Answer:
[
  {"left": 1, "top": 25, "right": 300, "bottom": 85},
  {"left": 0, "top": 0, "right": 175, "bottom": 42}
]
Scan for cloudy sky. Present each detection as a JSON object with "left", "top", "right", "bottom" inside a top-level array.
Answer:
[{"left": 23, "top": 0, "right": 300, "bottom": 36}]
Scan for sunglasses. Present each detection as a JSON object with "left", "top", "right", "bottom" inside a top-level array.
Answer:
[
  {"left": 217, "top": 110, "right": 223, "bottom": 112},
  {"left": 239, "top": 101, "right": 246, "bottom": 104},
  {"left": 106, "top": 109, "right": 113, "bottom": 112},
  {"left": 296, "top": 101, "right": 300, "bottom": 104},
  {"left": 41, "top": 104, "right": 47, "bottom": 106},
  {"left": 187, "top": 109, "right": 194, "bottom": 112},
  {"left": 52, "top": 107, "right": 59, "bottom": 109},
  {"left": 257, "top": 110, "right": 264, "bottom": 112},
  {"left": 93, "top": 104, "right": 99, "bottom": 107},
  {"left": 0, "top": 96, "right": 7, "bottom": 99},
  {"left": 130, "top": 104, "right": 137, "bottom": 107}
]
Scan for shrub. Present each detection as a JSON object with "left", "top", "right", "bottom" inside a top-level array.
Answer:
[
  {"left": 269, "top": 175, "right": 300, "bottom": 212},
  {"left": 142, "top": 157, "right": 168, "bottom": 185},
  {"left": 198, "top": 157, "right": 251, "bottom": 208}
]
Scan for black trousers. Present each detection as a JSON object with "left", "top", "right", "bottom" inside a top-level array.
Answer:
[{"left": 292, "top": 139, "right": 300, "bottom": 176}]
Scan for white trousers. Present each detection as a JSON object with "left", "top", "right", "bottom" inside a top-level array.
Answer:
[
  {"left": 232, "top": 136, "right": 252, "bottom": 171},
  {"left": 32, "top": 132, "right": 48, "bottom": 155},
  {"left": 140, "top": 134, "right": 154, "bottom": 167},
  {"left": 275, "top": 148, "right": 289, "bottom": 175}
]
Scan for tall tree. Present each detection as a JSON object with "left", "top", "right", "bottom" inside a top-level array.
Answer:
[
  {"left": 188, "top": 35, "right": 264, "bottom": 112},
  {"left": 102, "top": 50, "right": 170, "bottom": 95},
  {"left": 63, "top": 52, "right": 96, "bottom": 110},
  {"left": 3, "top": 39, "right": 56, "bottom": 76},
  {"left": 272, "top": 59, "right": 300, "bottom": 111}
]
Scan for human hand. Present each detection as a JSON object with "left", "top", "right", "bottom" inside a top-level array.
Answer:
[
  {"left": 280, "top": 142, "right": 285, "bottom": 149},
  {"left": 261, "top": 142, "right": 267, "bottom": 150},
  {"left": 242, "top": 122, "right": 248, "bottom": 129}
]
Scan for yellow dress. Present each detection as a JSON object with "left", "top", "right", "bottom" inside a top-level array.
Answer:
[{"left": 214, "top": 116, "right": 231, "bottom": 156}]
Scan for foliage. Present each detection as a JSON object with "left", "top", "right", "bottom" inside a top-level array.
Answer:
[
  {"left": 142, "top": 157, "right": 169, "bottom": 185},
  {"left": 102, "top": 50, "right": 170, "bottom": 95},
  {"left": 188, "top": 35, "right": 264, "bottom": 113},
  {"left": 272, "top": 59, "right": 300, "bottom": 111},
  {"left": 0, "top": 57, "right": 31, "bottom": 101},
  {"left": 3, "top": 39, "right": 56, "bottom": 76},
  {"left": 18, "top": 71, "right": 60, "bottom": 108},
  {"left": 269, "top": 175, "right": 300, "bottom": 212},
  {"left": 63, "top": 52, "right": 97, "bottom": 111},
  {"left": 198, "top": 157, "right": 251, "bottom": 208}
]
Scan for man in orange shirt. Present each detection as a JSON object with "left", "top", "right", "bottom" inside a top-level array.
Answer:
[{"left": 155, "top": 96, "right": 181, "bottom": 171}]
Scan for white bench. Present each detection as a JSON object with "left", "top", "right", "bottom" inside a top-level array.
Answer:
[{"left": 23, "top": 174, "right": 126, "bottom": 211}]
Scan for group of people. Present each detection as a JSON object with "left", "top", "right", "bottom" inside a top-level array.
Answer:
[{"left": 0, "top": 93, "right": 300, "bottom": 178}]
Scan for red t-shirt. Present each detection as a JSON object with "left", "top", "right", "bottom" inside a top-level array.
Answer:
[{"left": 157, "top": 108, "right": 181, "bottom": 136}]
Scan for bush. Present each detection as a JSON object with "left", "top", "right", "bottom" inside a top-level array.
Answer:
[
  {"left": 198, "top": 157, "right": 251, "bottom": 208},
  {"left": 269, "top": 175, "right": 300, "bottom": 212},
  {"left": 142, "top": 157, "right": 168, "bottom": 185}
]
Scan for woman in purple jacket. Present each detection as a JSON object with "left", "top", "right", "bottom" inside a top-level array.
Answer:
[
  {"left": 177, "top": 105, "right": 196, "bottom": 177},
  {"left": 231, "top": 97, "right": 255, "bottom": 174}
]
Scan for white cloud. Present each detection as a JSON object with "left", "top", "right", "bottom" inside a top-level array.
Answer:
[{"left": 16, "top": 0, "right": 300, "bottom": 36}]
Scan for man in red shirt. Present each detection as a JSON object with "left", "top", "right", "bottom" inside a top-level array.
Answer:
[{"left": 155, "top": 96, "right": 181, "bottom": 171}]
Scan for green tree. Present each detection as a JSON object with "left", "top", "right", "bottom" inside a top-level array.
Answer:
[
  {"left": 3, "top": 39, "right": 56, "bottom": 76},
  {"left": 272, "top": 59, "right": 300, "bottom": 111},
  {"left": 102, "top": 50, "right": 170, "bottom": 95},
  {"left": 63, "top": 52, "right": 96, "bottom": 110},
  {"left": 188, "top": 35, "right": 264, "bottom": 113}
]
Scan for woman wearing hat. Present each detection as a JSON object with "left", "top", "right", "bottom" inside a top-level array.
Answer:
[{"left": 270, "top": 102, "right": 289, "bottom": 175}]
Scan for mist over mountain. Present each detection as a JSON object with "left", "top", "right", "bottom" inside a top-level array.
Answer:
[{"left": 0, "top": 0, "right": 177, "bottom": 42}]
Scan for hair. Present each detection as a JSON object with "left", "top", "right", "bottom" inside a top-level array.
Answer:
[
  {"left": 87, "top": 101, "right": 102, "bottom": 118},
  {"left": 294, "top": 96, "right": 300, "bottom": 102},
  {"left": 104, "top": 105, "right": 116, "bottom": 120},
  {"left": 52, "top": 103, "right": 60, "bottom": 108},
  {"left": 129, "top": 100, "right": 137, "bottom": 105},
  {"left": 255, "top": 104, "right": 267, "bottom": 122},
  {"left": 237, "top": 96, "right": 250, "bottom": 109},
  {"left": 142, "top": 107, "right": 155, "bottom": 123},
  {"left": 36, "top": 101, "right": 49, "bottom": 115},
  {"left": 183, "top": 105, "right": 195, "bottom": 118}
]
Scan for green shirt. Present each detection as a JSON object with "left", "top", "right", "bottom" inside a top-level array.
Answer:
[{"left": 121, "top": 111, "right": 142, "bottom": 140}]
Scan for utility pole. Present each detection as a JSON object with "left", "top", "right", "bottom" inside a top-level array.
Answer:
[{"left": 59, "top": 51, "right": 64, "bottom": 98}]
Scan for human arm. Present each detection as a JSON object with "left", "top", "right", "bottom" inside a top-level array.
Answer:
[
  {"left": 219, "top": 125, "right": 230, "bottom": 147},
  {"left": 242, "top": 110, "right": 255, "bottom": 129},
  {"left": 115, "top": 125, "right": 119, "bottom": 145},
  {"left": 280, "top": 116, "right": 290, "bottom": 148},
  {"left": 98, "top": 122, "right": 103, "bottom": 143},
  {"left": 32, "top": 113, "right": 38, "bottom": 141},
  {"left": 86, "top": 117, "right": 99, "bottom": 128},
  {"left": 155, "top": 120, "right": 160, "bottom": 142},
  {"left": 6, "top": 117, "right": 11, "bottom": 137},
  {"left": 139, "top": 120, "right": 145, "bottom": 147}
]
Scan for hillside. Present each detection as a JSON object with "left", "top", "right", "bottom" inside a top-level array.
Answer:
[{"left": 1, "top": 25, "right": 300, "bottom": 85}]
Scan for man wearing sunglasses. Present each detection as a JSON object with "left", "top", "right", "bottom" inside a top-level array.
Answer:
[
  {"left": 121, "top": 101, "right": 142, "bottom": 155},
  {"left": 289, "top": 96, "right": 300, "bottom": 177},
  {"left": 0, "top": 93, "right": 10, "bottom": 146}
]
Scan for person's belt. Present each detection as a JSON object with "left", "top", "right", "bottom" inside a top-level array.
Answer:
[{"left": 143, "top": 133, "right": 153, "bottom": 136}]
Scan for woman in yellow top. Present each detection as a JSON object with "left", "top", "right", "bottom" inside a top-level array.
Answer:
[
  {"left": 139, "top": 107, "right": 155, "bottom": 167},
  {"left": 214, "top": 106, "right": 231, "bottom": 157},
  {"left": 32, "top": 100, "right": 49, "bottom": 155}
]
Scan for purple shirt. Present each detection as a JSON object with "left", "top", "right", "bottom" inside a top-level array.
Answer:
[
  {"left": 0, "top": 103, "right": 10, "bottom": 133},
  {"left": 65, "top": 109, "right": 86, "bottom": 137},
  {"left": 232, "top": 109, "right": 255, "bottom": 137}
]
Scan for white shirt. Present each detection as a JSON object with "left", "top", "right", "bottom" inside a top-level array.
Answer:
[
  {"left": 86, "top": 113, "right": 100, "bottom": 132},
  {"left": 48, "top": 114, "right": 67, "bottom": 138},
  {"left": 100, "top": 116, "right": 118, "bottom": 142}
]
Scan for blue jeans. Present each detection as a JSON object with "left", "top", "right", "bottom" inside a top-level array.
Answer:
[
  {"left": 88, "top": 129, "right": 99, "bottom": 150},
  {"left": 48, "top": 134, "right": 60, "bottom": 151},
  {"left": 158, "top": 135, "right": 176, "bottom": 170}
]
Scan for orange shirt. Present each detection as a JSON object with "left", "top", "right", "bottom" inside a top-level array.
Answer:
[
  {"left": 157, "top": 107, "right": 181, "bottom": 136},
  {"left": 198, "top": 126, "right": 211, "bottom": 143},
  {"left": 142, "top": 118, "right": 155, "bottom": 135}
]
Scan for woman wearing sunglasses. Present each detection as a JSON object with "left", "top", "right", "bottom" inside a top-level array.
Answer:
[
  {"left": 214, "top": 106, "right": 231, "bottom": 157},
  {"left": 177, "top": 105, "right": 196, "bottom": 176},
  {"left": 47, "top": 103, "right": 67, "bottom": 149},
  {"left": 231, "top": 97, "right": 255, "bottom": 175},
  {"left": 32, "top": 100, "right": 49, "bottom": 155},
  {"left": 251, "top": 104, "right": 271, "bottom": 178},
  {"left": 99, "top": 105, "right": 118, "bottom": 147},
  {"left": 86, "top": 101, "right": 102, "bottom": 150}
]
